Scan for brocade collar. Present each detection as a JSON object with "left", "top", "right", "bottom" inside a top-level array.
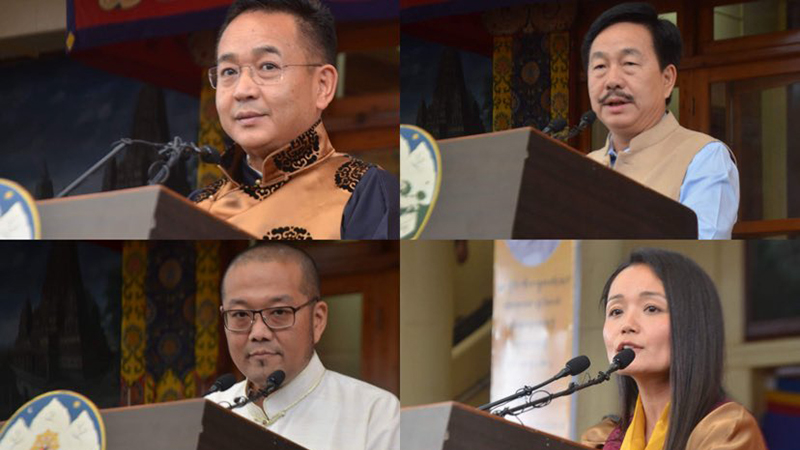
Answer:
[{"left": 218, "top": 119, "right": 333, "bottom": 188}]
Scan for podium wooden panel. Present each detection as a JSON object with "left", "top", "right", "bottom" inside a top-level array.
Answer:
[
  {"left": 101, "top": 399, "right": 306, "bottom": 450},
  {"left": 401, "top": 401, "right": 592, "bottom": 450},
  {"left": 36, "top": 185, "right": 254, "bottom": 239},
  {"left": 418, "top": 127, "right": 698, "bottom": 239}
]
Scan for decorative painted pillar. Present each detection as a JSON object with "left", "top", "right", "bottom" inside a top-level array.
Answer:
[
  {"left": 189, "top": 29, "right": 225, "bottom": 189},
  {"left": 485, "top": 2, "right": 576, "bottom": 134},
  {"left": 120, "top": 242, "right": 221, "bottom": 405},
  {"left": 492, "top": 36, "right": 513, "bottom": 132},
  {"left": 120, "top": 241, "right": 148, "bottom": 406},
  {"left": 197, "top": 79, "right": 225, "bottom": 188}
]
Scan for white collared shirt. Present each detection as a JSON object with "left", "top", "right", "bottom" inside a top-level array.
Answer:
[{"left": 206, "top": 352, "right": 399, "bottom": 450}]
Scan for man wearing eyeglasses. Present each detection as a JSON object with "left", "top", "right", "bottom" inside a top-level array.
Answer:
[
  {"left": 206, "top": 243, "right": 399, "bottom": 450},
  {"left": 192, "top": 0, "right": 398, "bottom": 239}
]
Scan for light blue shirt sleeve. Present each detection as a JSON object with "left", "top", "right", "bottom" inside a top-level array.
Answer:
[{"left": 678, "top": 142, "right": 739, "bottom": 239}]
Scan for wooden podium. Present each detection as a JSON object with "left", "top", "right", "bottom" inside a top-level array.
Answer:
[
  {"left": 401, "top": 402, "right": 592, "bottom": 450},
  {"left": 418, "top": 127, "right": 698, "bottom": 239},
  {"left": 101, "top": 399, "right": 306, "bottom": 450},
  {"left": 36, "top": 185, "right": 254, "bottom": 239}
]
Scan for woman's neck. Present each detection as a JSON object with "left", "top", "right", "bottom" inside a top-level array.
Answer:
[{"left": 634, "top": 375, "right": 671, "bottom": 443}]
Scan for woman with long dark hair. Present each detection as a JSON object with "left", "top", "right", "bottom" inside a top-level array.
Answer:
[{"left": 582, "top": 248, "right": 767, "bottom": 450}]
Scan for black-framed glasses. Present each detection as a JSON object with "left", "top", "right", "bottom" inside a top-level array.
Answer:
[
  {"left": 208, "top": 63, "right": 323, "bottom": 89},
  {"left": 221, "top": 298, "right": 319, "bottom": 332}
]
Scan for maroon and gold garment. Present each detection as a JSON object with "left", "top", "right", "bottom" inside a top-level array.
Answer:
[
  {"left": 193, "top": 120, "right": 376, "bottom": 240},
  {"left": 581, "top": 401, "right": 768, "bottom": 450}
]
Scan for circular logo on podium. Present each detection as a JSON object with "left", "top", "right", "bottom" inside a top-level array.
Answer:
[
  {"left": 0, "top": 178, "right": 41, "bottom": 239},
  {"left": 0, "top": 390, "right": 106, "bottom": 450},
  {"left": 400, "top": 125, "right": 441, "bottom": 239}
]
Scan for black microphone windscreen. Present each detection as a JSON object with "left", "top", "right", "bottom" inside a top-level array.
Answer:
[
  {"left": 217, "top": 373, "right": 237, "bottom": 389},
  {"left": 550, "top": 118, "right": 568, "bottom": 133},
  {"left": 581, "top": 110, "right": 597, "bottom": 126},
  {"left": 268, "top": 370, "right": 286, "bottom": 388},
  {"left": 613, "top": 348, "right": 636, "bottom": 369},
  {"left": 565, "top": 355, "right": 591, "bottom": 376},
  {"left": 200, "top": 146, "right": 222, "bottom": 164},
  {"left": 206, "top": 373, "right": 236, "bottom": 396}
]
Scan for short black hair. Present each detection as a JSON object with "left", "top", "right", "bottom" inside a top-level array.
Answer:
[
  {"left": 222, "top": 243, "right": 321, "bottom": 300},
  {"left": 581, "top": 2, "right": 682, "bottom": 72},
  {"left": 217, "top": 0, "right": 337, "bottom": 66}
]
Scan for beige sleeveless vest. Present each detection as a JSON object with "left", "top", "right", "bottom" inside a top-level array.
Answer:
[{"left": 586, "top": 112, "right": 730, "bottom": 200}]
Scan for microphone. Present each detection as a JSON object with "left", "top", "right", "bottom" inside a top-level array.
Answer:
[
  {"left": 260, "top": 370, "right": 286, "bottom": 398},
  {"left": 204, "top": 373, "right": 236, "bottom": 396},
  {"left": 496, "top": 349, "right": 636, "bottom": 417},
  {"left": 609, "top": 347, "right": 635, "bottom": 372},
  {"left": 57, "top": 137, "right": 221, "bottom": 197},
  {"left": 229, "top": 370, "right": 286, "bottom": 410},
  {"left": 196, "top": 145, "right": 222, "bottom": 165},
  {"left": 147, "top": 137, "right": 222, "bottom": 185},
  {"left": 566, "top": 110, "right": 597, "bottom": 139},
  {"left": 541, "top": 118, "right": 568, "bottom": 136},
  {"left": 478, "top": 355, "right": 591, "bottom": 412},
  {"left": 554, "top": 355, "right": 591, "bottom": 379}
]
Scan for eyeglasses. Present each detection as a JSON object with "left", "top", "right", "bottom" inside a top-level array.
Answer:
[
  {"left": 221, "top": 298, "right": 318, "bottom": 332},
  {"left": 208, "top": 62, "right": 323, "bottom": 89}
]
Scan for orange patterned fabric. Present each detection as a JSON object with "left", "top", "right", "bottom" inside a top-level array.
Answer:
[
  {"left": 193, "top": 121, "right": 368, "bottom": 239},
  {"left": 492, "top": 36, "right": 513, "bottom": 131}
]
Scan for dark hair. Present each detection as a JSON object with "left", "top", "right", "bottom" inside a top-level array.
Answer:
[
  {"left": 581, "top": 3, "right": 682, "bottom": 105},
  {"left": 217, "top": 0, "right": 337, "bottom": 65},
  {"left": 222, "top": 242, "right": 321, "bottom": 300},
  {"left": 600, "top": 248, "right": 726, "bottom": 450}
]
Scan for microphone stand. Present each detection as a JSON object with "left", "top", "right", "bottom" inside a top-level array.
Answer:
[
  {"left": 56, "top": 139, "right": 131, "bottom": 198},
  {"left": 229, "top": 377, "right": 283, "bottom": 410},
  {"left": 147, "top": 137, "right": 188, "bottom": 186},
  {"left": 566, "top": 122, "right": 591, "bottom": 140},
  {"left": 495, "top": 369, "right": 616, "bottom": 417},
  {"left": 57, "top": 137, "right": 218, "bottom": 198},
  {"left": 478, "top": 372, "right": 565, "bottom": 412}
]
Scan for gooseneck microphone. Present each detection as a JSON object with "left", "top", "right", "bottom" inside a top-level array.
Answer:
[
  {"left": 56, "top": 137, "right": 221, "bottom": 198},
  {"left": 609, "top": 347, "right": 636, "bottom": 372},
  {"left": 566, "top": 110, "right": 597, "bottom": 139},
  {"left": 146, "top": 136, "right": 222, "bottom": 185},
  {"left": 204, "top": 373, "right": 237, "bottom": 396},
  {"left": 229, "top": 370, "right": 286, "bottom": 410},
  {"left": 555, "top": 355, "right": 591, "bottom": 379},
  {"left": 478, "top": 355, "right": 591, "bottom": 412},
  {"left": 495, "top": 348, "right": 635, "bottom": 417},
  {"left": 541, "top": 118, "right": 568, "bottom": 136},
  {"left": 262, "top": 370, "right": 286, "bottom": 397}
]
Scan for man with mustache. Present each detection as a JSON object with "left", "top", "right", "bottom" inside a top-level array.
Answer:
[
  {"left": 193, "top": 0, "right": 398, "bottom": 239},
  {"left": 583, "top": 2, "right": 739, "bottom": 239},
  {"left": 206, "top": 243, "right": 399, "bottom": 450}
]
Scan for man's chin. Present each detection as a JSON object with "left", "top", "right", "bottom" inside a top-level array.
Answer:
[
  {"left": 601, "top": 111, "right": 633, "bottom": 126},
  {"left": 602, "top": 117, "right": 638, "bottom": 137},
  {"left": 233, "top": 134, "right": 277, "bottom": 152},
  {"left": 228, "top": 122, "right": 280, "bottom": 147}
]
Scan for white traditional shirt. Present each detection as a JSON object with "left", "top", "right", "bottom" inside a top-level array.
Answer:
[{"left": 206, "top": 352, "right": 399, "bottom": 450}]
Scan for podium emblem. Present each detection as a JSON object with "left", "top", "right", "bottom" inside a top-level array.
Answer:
[
  {"left": 0, "top": 179, "right": 41, "bottom": 239},
  {"left": 0, "top": 390, "right": 106, "bottom": 450},
  {"left": 400, "top": 125, "right": 441, "bottom": 239}
]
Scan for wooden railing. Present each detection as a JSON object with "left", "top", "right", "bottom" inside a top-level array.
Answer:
[{"left": 732, "top": 219, "right": 800, "bottom": 239}]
